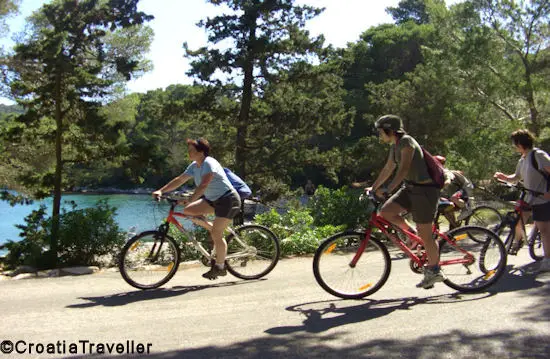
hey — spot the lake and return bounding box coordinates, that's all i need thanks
[0,194,176,247]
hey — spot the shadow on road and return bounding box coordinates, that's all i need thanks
[66,279,265,309]
[68,329,550,359]
[265,292,493,335]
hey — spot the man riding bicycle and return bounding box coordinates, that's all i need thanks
[494,129,550,272]
[364,115,446,289]
[435,155,474,229]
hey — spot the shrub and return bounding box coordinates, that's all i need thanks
[0,205,52,269]
[307,185,375,228]
[254,207,343,256]
[56,200,125,267]
[0,200,126,269]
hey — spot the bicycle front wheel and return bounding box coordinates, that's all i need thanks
[225,225,280,280]
[465,206,502,230]
[439,226,507,292]
[119,231,180,290]
[313,231,391,299]
[528,227,544,261]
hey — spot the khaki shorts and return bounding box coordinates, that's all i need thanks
[389,184,440,224]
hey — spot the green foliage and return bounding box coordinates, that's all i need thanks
[0,205,52,269]
[0,200,125,269]
[56,200,125,267]
[254,207,343,257]
[307,186,375,229]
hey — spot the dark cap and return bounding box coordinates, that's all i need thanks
[375,115,405,133]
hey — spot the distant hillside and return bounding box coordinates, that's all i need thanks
[0,104,25,116]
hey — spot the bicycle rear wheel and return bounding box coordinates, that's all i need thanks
[465,206,502,230]
[313,231,391,299]
[119,231,180,290]
[438,226,507,292]
[528,227,544,261]
[225,225,280,279]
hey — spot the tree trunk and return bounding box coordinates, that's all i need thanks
[50,72,63,268]
[235,18,257,179]
[524,65,540,136]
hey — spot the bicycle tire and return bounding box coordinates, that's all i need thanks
[465,205,502,230]
[119,231,180,290]
[313,231,391,299]
[438,226,507,293]
[528,227,544,261]
[224,225,280,280]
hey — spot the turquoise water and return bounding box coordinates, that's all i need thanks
[0,194,176,247]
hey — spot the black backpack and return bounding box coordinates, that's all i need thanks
[530,148,550,191]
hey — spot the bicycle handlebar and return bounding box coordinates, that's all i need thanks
[495,179,545,197]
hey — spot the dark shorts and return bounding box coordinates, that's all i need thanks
[390,184,440,224]
[532,201,550,222]
[204,190,241,219]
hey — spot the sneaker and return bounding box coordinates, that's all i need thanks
[202,265,227,280]
[416,267,447,289]
[537,258,550,274]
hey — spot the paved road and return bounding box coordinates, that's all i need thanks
[1,248,549,359]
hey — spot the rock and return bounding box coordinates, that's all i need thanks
[60,266,99,275]
[179,260,201,270]
[47,269,60,277]
[13,273,35,280]
[6,265,37,277]
[104,267,119,273]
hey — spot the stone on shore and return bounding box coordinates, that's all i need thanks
[60,266,99,275]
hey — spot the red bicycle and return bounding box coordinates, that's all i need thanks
[119,195,280,290]
[313,190,507,299]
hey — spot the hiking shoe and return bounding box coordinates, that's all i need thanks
[416,267,447,289]
[202,265,227,280]
[537,258,550,274]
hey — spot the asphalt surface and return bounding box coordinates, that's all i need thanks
[1,247,549,359]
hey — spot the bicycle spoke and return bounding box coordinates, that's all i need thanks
[119,231,180,290]
[439,226,506,292]
[313,231,391,299]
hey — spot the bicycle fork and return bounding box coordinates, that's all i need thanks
[349,229,372,267]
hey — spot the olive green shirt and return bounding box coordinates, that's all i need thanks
[389,135,432,183]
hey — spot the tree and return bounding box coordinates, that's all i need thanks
[386,0,445,25]
[0,0,20,37]
[0,0,153,267]
[431,0,550,135]
[184,0,325,179]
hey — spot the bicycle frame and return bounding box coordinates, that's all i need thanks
[350,210,474,269]
[160,198,251,261]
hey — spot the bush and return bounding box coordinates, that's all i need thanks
[0,205,52,269]
[307,185,375,228]
[254,207,343,257]
[0,200,126,270]
[56,200,125,267]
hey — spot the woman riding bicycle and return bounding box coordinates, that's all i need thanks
[152,138,241,280]
[435,155,473,229]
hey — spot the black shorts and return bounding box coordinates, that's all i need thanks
[204,190,241,219]
[532,201,550,222]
